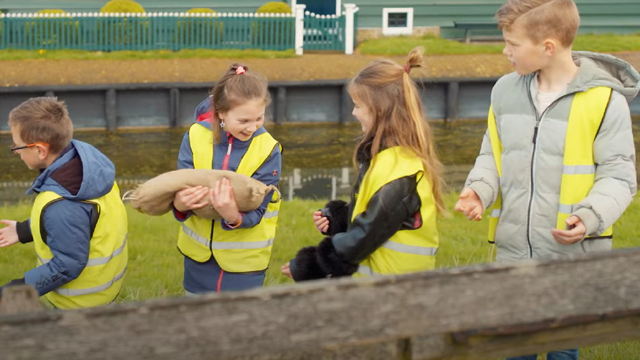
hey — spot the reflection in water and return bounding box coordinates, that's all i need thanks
[1,119,638,203]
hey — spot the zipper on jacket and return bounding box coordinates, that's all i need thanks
[222,136,233,171]
[525,81,572,258]
[211,135,233,253]
[526,90,538,258]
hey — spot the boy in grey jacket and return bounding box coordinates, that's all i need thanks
[455,0,638,358]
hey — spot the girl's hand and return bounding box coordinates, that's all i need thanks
[209,178,241,224]
[281,262,293,279]
[173,186,210,212]
[313,211,329,233]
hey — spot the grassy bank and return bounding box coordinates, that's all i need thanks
[1,194,638,358]
[359,33,640,56]
[0,48,296,61]
[1,34,638,61]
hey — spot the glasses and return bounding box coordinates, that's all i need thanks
[10,142,49,154]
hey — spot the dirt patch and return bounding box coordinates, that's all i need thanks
[0,52,638,87]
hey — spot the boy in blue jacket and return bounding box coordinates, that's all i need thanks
[0,97,128,309]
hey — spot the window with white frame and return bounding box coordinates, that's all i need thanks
[382,8,413,36]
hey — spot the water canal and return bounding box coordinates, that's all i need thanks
[1,118,639,204]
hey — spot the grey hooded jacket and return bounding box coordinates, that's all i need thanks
[465,51,639,262]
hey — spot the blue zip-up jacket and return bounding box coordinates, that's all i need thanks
[22,140,117,296]
[176,98,281,230]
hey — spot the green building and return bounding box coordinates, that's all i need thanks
[1,0,638,41]
[346,0,639,41]
[294,0,639,40]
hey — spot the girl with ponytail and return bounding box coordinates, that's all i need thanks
[282,47,445,281]
[173,63,282,293]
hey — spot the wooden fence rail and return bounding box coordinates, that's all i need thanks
[1,248,639,360]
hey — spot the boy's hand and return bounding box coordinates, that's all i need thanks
[209,178,241,224]
[0,220,19,248]
[454,188,483,221]
[174,186,210,212]
[313,211,329,233]
[281,262,293,279]
[551,215,586,245]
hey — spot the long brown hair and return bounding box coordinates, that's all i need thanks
[210,63,271,143]
[348,47,445,214]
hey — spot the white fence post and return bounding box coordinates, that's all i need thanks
[294,4,306,56]
[344,3,358,55]
[341,167,350,188]
[331,176,337,199]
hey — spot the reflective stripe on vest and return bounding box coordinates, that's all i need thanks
[487,86,613,243]
[181,223,274,249]
[381,241,438,256]
[31,183,128,309]
[487,105,503,244]
[356,265,378,277]
[177,123,282,272]
[351,146,439,278]
[55,267,127,296]
[38,235,128,267]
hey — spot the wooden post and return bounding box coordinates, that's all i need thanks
[340,82,353,123]
[169,88,180,128]
[276,86,287,123]
[0,285,44,316]
[445,82,460,122]
[105,88,117,132]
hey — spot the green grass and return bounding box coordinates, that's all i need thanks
[1,194,639,358]
[573,34,640,53]
[2,33,638,60]
[360,35,504,56]
[359,33,640,56]
[0,48,296,61]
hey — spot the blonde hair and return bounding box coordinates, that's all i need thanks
[8,97,73,154]
[210,63,271,144]
[496,0,580,47]
[348,47,445,214]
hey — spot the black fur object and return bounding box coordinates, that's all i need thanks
[317,237,358,278]
[323,200,349,235]
[290,246,327,282]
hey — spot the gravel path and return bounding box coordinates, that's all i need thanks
[0,52,638,87]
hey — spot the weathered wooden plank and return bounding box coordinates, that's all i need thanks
[413,313,640,359]
[1,249,639,360]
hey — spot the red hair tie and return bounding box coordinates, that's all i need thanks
[403,65,411,74]
[236,66,246,75]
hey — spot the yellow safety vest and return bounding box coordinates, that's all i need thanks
[177,124,282,272]
[488,86,613,243]
[352,146,439,277]
[31,183,128,309]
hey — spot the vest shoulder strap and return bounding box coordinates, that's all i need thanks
[36,192,100,245]
[236,132,280,177]
[189,123,214,170]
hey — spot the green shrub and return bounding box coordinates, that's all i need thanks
[99,0,146,48]
[254,2,294,49]
[187,8,216,14]
[37,9,68,15]
[100,0,145,14]
[30,9,74,48]
[256,2,292,14]
[179,8,221,47]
